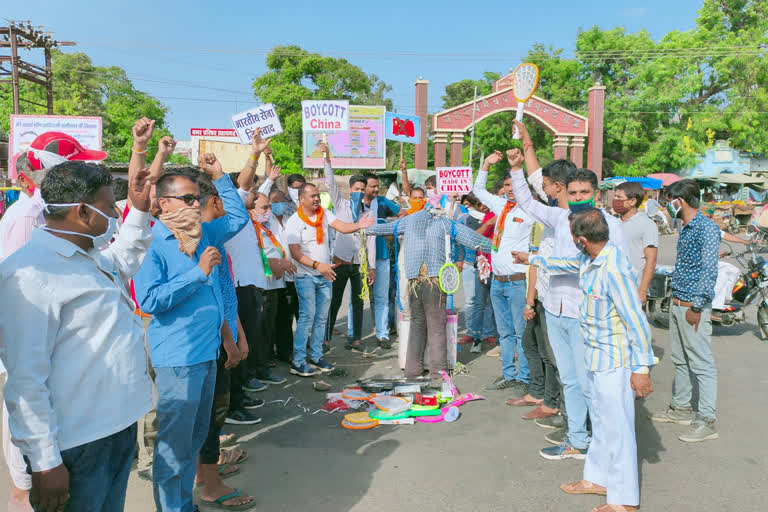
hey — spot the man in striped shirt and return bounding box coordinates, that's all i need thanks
[514,208,654,512]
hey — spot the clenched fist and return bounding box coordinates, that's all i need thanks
[198,246,222,276]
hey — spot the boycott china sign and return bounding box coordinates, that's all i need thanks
[231,103,283,144]
[301,100,350,132]
[437,167,473,194]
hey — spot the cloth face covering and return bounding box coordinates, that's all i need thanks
[568,196,595,213]
[272,202,287,216]
[159,206,202,257]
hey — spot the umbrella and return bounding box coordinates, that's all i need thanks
[647,173,682,186]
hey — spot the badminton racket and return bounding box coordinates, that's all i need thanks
[438,229,460,295]
[511,63,540,140]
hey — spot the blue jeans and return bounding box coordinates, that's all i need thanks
[372,258,391,340]
[545,311,590,449]
[490,279,528,382]
[29,424,137,512]
[462,266,479,337]
[154,360,217,512]
[294,275,332,366]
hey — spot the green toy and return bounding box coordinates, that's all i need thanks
[368,408,441,420]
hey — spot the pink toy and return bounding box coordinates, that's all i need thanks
[415,392,484,423]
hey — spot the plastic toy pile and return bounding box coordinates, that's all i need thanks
[326,371,484,430]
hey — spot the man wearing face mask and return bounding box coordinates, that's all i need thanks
[513,208,654,512]
[0,159,153,512]
[650,179,721,443]
[284,174,306,218]
[511,120,627,461]
[473,150,534,394]
[133,153,249,512]
[613,182,658,304]
[317,142,377,355]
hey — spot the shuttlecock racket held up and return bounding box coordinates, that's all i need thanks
[511,63,540,140]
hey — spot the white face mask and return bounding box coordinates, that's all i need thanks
[426,188,436,198]
[43,202,118,250]
[468,208,485,220]
[288,188,300,203]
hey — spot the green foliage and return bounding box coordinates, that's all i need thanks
[0,50,173,163]
[252,45,393,175]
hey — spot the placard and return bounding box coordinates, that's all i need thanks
[231,103,282,144]
[303,105,385,169]
[301,100,350,132]
[8,115,103,180]
[384,112,421,144]
[437,167,473,194]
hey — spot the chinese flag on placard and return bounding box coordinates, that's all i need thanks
[393,118,415,138]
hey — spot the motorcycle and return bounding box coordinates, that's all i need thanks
[646,230,768,339]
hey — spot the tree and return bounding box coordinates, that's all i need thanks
[252,45,393,174]
[0,50,176,162]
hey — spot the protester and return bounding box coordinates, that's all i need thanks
[194,173,255,510]
[514,208,655,512]
[319,143,377,354]
[365,195,492,379]
[284,182,374,377]
[511,120,627,459]
[613,181,658,303]
[133,151,248,511]
[0,158,152,512]
[651,179,721,443]
[284,173,306,218]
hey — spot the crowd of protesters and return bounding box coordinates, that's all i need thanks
[0,117,727,512]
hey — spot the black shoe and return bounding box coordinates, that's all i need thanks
[243,397,265,409]
[345,341,377,355]
[225,409,263,425]
[377,338,392,350]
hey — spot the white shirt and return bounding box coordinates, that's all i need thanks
[284,207,337,276]
[0,188,45,262]
[0,209,154,471]
[263,214,288,290]
[473,169,533,275]
[510,169,627,318]
[535,225,555,299]
[323,162,376,268]
[224,189,270,289]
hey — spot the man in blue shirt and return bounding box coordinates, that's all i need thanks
[134,154,248,512]
[651,179,721,443]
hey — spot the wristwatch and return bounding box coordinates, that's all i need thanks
[690,306,702,314]
[525,304,535,310]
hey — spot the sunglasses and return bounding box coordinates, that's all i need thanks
[161,194,200,206]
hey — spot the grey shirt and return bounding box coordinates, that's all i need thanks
[622,212,659,280]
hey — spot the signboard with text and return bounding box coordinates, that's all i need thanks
[8,115,103,180]
[302,105,385,169]
[231,103,283,144]
[301,100,350,132]
[436,167,473,195]
[384,112,421,144]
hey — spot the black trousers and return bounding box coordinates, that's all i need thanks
[325,264,363,342]
[275,283,299,362]
[521,300,560,409]
[200,350,230,464]
[231,285,264,411]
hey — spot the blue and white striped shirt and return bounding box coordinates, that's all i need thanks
[531,242,654,372]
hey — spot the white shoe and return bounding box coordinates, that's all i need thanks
[486,346,501,357]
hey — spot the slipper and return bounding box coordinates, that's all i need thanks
[561,480,607,496]
[590,505,637,512]
[217,464,240,479]
[200,489,256,510]
[219,448,248,465]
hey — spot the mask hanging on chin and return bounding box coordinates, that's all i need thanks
[574,239,590,256]
[288,187,300,203]
[547,195,558,207]
[42,202,118,250]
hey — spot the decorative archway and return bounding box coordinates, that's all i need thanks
[424,73,606,179]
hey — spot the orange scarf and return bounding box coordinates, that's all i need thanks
[249,212,286,258]
[297,205,325,244]
[406,198,426,215]
[491,201,517,252]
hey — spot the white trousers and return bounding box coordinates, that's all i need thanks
[3,401,31,490]
[583,367,639,506]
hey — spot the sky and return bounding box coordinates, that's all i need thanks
[6,0,704,140]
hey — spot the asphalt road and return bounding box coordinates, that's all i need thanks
[2,233,767,511]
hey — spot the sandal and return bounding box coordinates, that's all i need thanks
[219,448,248,465]
[561,480,607,496]
[217,464,240,479]
[200,489,256,510]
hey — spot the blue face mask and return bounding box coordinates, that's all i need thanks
[547,195,558,207]
[350,192,364,222]
[271,202,287,216]
[568,196,595,214]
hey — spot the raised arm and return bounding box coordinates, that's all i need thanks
[399,158,412,198]
[365,215,409,237]
[238,127,271,192]
[509,166,563,229]
[329,213,375,234]
[198,153,249,246]
[259,156,281,197]
[318,141,343,207]
[514,120,541,181]
[473,151,507,214]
